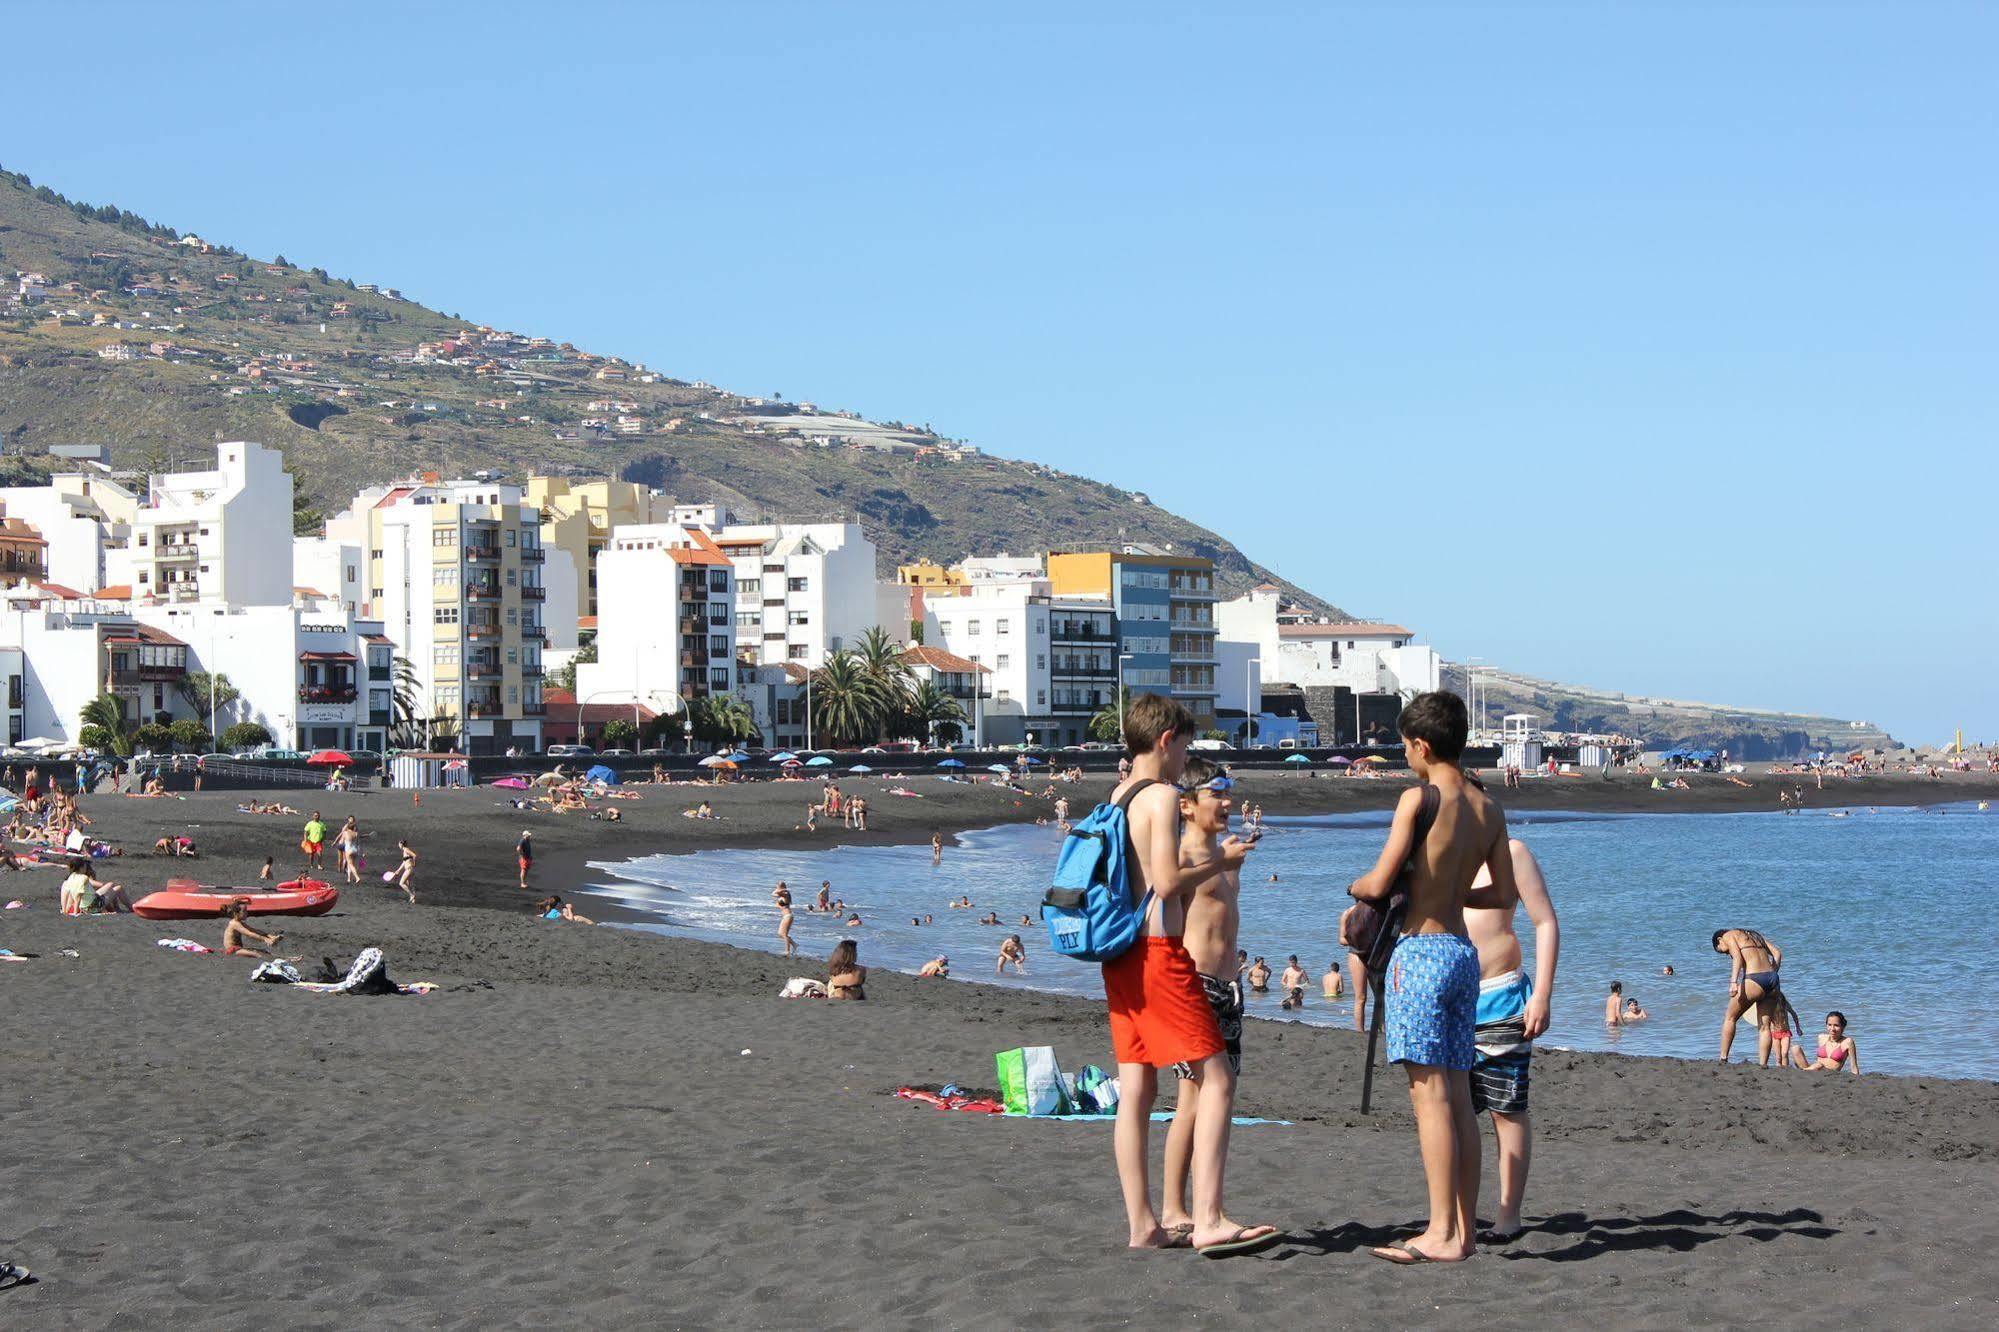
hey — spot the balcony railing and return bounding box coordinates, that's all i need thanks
[521,701,547,716]
[299,686,357,704]
[1051,626,1115,641]
[466,663,501,680]
[519,547,546,563]
[467,623,500,640]
[466,584,500,600]
[156,545,199,562]
[1168,616,1215,631]
[521,663,544,677]
[520,586,545,601]
[464,546,501,563]
[467,701,503,719]
[521,625,547,641]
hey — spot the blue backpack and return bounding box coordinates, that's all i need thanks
[1041,779,1159,962]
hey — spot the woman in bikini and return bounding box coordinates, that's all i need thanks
[1799,1011,1860,1073]
[826,938,867,1000]
[774,882,796,957]
[221,900,284,958]
[1713,927,1794,1061]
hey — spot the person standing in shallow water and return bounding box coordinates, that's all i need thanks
[775,882,796,957]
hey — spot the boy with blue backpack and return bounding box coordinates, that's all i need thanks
[1046,694,1273,1257]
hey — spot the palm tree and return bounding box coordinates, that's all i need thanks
[690,695,757,747]
[79,694,137,757]
[852,626,914,739]
[1087,702,1124,744]
[388,656,426,748]
[902,679,967,747]
[809,650,889,748]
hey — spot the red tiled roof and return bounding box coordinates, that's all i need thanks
[901,645,989,674]
[30,580,86,599]
[1278,622,1411,639]
[668,546,732,568]
[577,615,599,629]
[373,485,416,509]
[94,584,132,600]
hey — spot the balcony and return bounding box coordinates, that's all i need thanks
[521,625,547,642]
[521,662,544,678]
[465,662,502,680]
[521,701,547,716]
[299,685,358,704]
[1168,617,1216,632]
[680,651,700,667]
[679,616,702,634]
[466,583,500,600]
[466,623,500,640]
[467,701,503,719]
[1170,583,1217,602]
[1170,646,1216,661]
[519,547,546,563]
[464,545,501,564]
[1051,626,1115,642]
[520,586,545,601]
[155,544,199,563]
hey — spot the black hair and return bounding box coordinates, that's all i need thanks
[1398,690,1469,761]
[1610,980,1623,993]
[1176,755,1221,793]
[1826,1010,1847,1027]
[1711,929,1728,952]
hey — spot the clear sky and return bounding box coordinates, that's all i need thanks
[8,3,1992,743]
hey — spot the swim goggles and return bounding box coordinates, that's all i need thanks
[1178,773,1235,794]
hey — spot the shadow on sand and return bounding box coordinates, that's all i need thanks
[1276,1207,1836,1264]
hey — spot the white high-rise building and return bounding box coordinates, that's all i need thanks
[702,521,879,669]
[577,524,737,719]
[107,442,294,606]
[0,470,137,593]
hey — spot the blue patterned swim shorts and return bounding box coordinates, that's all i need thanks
[1385,933,1480,1070]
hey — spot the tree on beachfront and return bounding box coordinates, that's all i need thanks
[132,722,175,755]
[168,719,211,752]
[809,651,888,748]
[600,718,639,749]
[219,721,274,751]
[689,694,757,748]
[175,671,240,723]
[1087,703,1124,744]
[901,680,967,747]
[548,638,596,694]
[388,656,425,748]
[79,695,137,757]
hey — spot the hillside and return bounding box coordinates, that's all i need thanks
[0,166,1336,609]
[1442,663,1901,758]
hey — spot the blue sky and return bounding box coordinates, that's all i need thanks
[9,3,1993,743]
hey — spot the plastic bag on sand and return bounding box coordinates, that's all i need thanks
[995,1046,1069,1116]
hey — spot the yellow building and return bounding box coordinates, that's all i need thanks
[895,558,967,589]
[1048,547,1218,727]
[526,476,664,619]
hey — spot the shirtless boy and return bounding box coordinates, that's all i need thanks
[1159,759,1258,1244]
[1465,838,1559,1243]
[1347,690,1517,1265]
[1102,696,1273,1257]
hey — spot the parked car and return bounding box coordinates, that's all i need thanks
[598,748,634,757]
[546,744,595,758]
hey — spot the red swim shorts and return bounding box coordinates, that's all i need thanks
[1103,936,1225,1069]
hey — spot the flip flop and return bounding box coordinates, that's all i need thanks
[1371,1240,1465,1265]
[1197,1225,1281,1259]
[0,1262,31,1289]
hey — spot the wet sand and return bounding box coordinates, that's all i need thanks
[2,772,1995,1327]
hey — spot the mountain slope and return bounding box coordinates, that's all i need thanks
[0,166,1336,609]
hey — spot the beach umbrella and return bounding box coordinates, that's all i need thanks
[937,758,966,768]
[849,763,873,774]
[697,755,729,768]
[1019,756,1044,766]
[709,759,739,770]
[585,764,619,785]
[780,758,802,768]
[306,749,354,766]
[987,764,1011,775]
[1356,754,1388,764]
[724,751,750,762]
[1284,754,1311,764]
[533,771,565,787]
[0,792,16,812]
[768,752,799,764]
[1327,755,1352,765]
[491,776,529,790]
[805,755,834,767]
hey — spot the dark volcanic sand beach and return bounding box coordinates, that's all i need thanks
[4,769,1998,1328]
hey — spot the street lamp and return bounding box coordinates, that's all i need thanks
[1243,657,1260,749]
[1464,656,1485,744]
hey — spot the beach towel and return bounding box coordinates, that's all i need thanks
[248,959,302,984]
[156,938,211,953]
[289,949,433,996]
[780,977,828,998]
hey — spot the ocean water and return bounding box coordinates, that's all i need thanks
[585,802,1999,1081]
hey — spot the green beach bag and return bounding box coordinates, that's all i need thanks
[995,1046,1069,1116]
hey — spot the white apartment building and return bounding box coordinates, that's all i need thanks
[0,590,183,744]
[1217,585,1441,698]
[134,598,394,753]
[704,521,878,669]
[0,645,22,747]
[0,469,137,593]
[577,524,736,718]
[915,570,1120,748]
[107,441,294,606]
[292,536,365,608]
[326,475,578,754]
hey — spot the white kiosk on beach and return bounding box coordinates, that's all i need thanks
[389,752,472,790]
[1499,714,1542,772]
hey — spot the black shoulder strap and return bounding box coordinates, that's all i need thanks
[1410,782,1442,848]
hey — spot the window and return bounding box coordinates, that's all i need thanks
[788,644,808,660]
[435,686,459,713]
[346,564,357,582]
[739,579,760,596]
[432,526,456,547]
[505,529,516,546]
[507,686,519,703]
[736,611,759,628]
[506,568,517,585]
[709,635,729,657]
[433,606,459,625]
[1036,690,1046,706]
[370,689,390,715]
[967,620,981,636]
[370,548,383,560]
[787,576,808,592]
[433,643,460,665]
[710,668,730,691]
[996,689,1011,704]
[997,618,1010,635]
[1035,619,1045,634]
[997,655,1010,669]
[433,565,458,586]
[787,610,809,626]
[506,647,519,664]
[1036,654,1046,670]
[709,571,729,593]
[506,608,518,625]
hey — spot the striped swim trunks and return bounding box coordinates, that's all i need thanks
[1470,968,1533,1114]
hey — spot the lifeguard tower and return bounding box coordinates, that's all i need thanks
[1499,714,1542,771]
